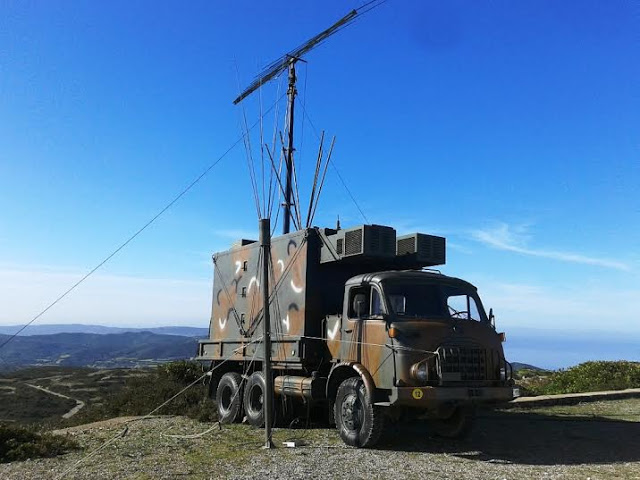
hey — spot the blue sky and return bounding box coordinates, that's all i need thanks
[0,1,639,364]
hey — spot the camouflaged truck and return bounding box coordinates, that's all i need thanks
[196,224,519,447]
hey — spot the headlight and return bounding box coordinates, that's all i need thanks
[499,367,506,381]
[410,362,429,383]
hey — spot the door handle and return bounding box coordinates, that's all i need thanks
[344,329,353,333]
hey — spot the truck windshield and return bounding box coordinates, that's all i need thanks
[383,282,486,322]
[442,285,484,322]
[384,283,445,318]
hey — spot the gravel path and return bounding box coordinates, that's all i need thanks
[25,383,86,419]
[2,400,640,479]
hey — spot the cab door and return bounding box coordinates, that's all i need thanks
[341,284,395,388]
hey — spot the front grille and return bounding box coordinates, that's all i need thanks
[437,345,488,382]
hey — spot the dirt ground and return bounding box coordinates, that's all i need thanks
[2,398,639,479]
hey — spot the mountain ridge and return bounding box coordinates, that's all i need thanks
[0,324,208,337]
[0,331,199,370]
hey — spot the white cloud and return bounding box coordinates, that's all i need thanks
[0,268,212,327]
[472,222,630,271]
[446,242,473,255]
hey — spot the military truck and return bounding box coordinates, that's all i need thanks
[197,223,518,447]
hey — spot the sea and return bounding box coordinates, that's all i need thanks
[503,327,640,370]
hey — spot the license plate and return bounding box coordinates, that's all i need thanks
[468,388,483,397]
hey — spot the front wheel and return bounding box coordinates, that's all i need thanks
[334,377,385,448]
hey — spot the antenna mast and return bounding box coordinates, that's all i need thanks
[233,8,359,234]
[231,6,368,450]
[283,59,297,234]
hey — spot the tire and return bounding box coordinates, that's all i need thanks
[243,371,276,428]
[334,377,385,448]
[216,372,244,424]
[430,405,474,438]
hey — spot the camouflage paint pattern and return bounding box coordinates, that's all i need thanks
[200,229,315,366]
[197,226,512,406]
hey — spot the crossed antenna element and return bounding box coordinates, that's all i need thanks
[232,9,358,105]
[232,6,371,234]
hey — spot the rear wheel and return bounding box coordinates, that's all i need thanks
[430,405,474,438]
[216,372,244,424]
[334,377,385,448]
[243,371,276,427]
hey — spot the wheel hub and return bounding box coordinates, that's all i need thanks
[220,386,232,412]
[341,393,362,431]
[249,385,263,412]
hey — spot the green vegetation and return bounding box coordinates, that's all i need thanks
[516,361,640,396]
[0,361,215,464]
[69,360,217,425]
[0,366,146,427]
[0,424,79,463]
[4,359,639,433]
[0,382,77,426]
[1,362,217,428]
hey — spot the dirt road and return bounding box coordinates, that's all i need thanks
[25,383,85,419]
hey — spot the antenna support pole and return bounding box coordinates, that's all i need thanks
[282,59,297,234]
[259,218,275,449]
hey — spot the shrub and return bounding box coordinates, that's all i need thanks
[522,361,640,396]
[0,424,79,463]
[159,360,206,384]
[69,360,217,425]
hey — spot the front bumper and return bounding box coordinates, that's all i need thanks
[381,385,520,408]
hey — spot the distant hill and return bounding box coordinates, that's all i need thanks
[0,331,199,370]
[511,362,547,372]
[0,324,209,337]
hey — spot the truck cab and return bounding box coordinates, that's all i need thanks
[323,270,517,444]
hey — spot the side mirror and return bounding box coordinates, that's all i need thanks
[353,293,367,318]
[489,308,495,328]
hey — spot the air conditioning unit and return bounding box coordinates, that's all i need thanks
[321,225,396,263]
[396,233,446,267]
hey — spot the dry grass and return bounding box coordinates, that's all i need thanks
[1,398,639,479]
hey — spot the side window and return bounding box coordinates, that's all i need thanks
[469,297,481,321]
[371,288,384,316]
[348,287,370,318]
